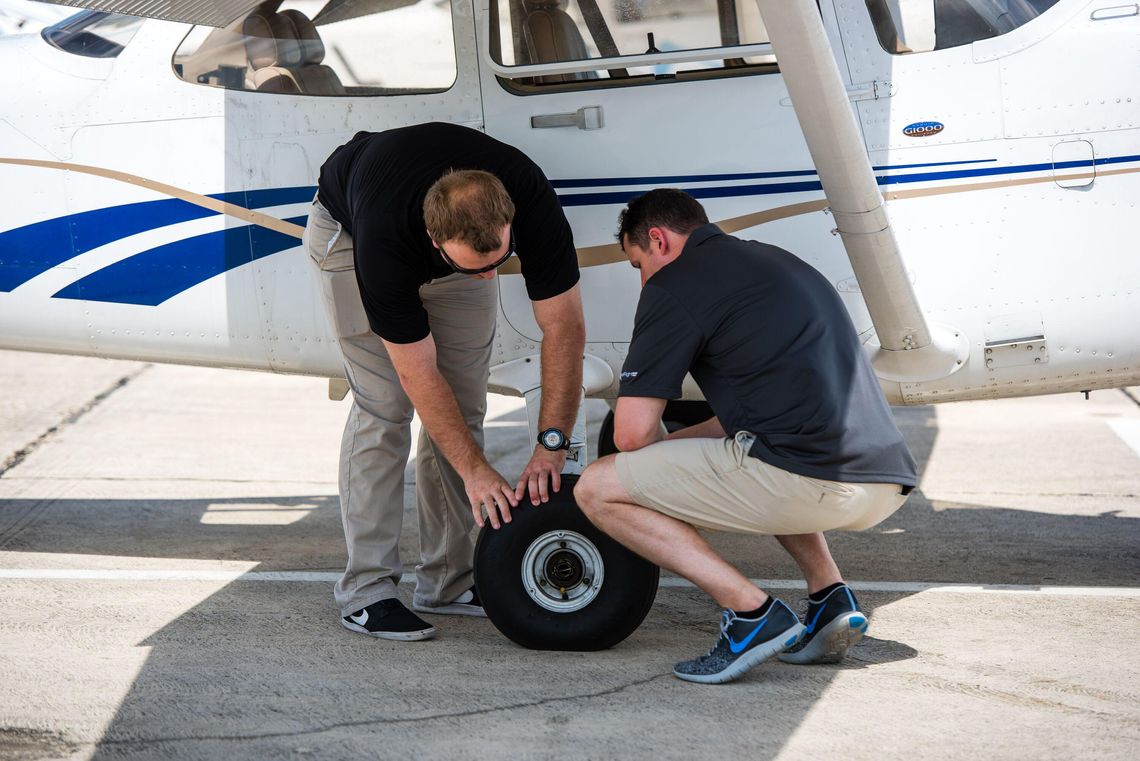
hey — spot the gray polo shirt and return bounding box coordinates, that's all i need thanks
[618,224,917,487]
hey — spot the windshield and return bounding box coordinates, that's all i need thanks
[41,10,143,59]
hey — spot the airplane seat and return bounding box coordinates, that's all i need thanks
[521,0,598,84]
[279,9,345,95]
[242,9,302,94]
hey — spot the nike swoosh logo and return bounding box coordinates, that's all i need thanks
[349,610,369,626]
[728,618,768,654]
[805,607,826,634]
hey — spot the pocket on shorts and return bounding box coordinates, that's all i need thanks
[800,475,858,499]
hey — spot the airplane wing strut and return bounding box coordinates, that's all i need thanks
[755,0,966,382]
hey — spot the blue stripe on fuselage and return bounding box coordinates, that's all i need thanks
[51,215,308,306]
[548,158,998,189]
[0,186,316,293]
[4,151,1137,307]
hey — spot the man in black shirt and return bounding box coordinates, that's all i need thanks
[305,123,584,641]
[575,189,916,684]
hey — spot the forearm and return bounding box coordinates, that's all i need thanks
[538,323,585,433]
[397,364,485,478]
[665,416,726,441]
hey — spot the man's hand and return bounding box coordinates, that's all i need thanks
[514,446,567,505]
[466,462,519,530]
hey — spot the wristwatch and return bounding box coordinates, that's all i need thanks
[538,427,571,451]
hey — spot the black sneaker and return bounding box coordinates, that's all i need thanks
[341,598,436,641]
[412,586,486,618]
[779,584,867,664]
[673,599,804,684]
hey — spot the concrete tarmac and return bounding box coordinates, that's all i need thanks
[0,349,1138,760]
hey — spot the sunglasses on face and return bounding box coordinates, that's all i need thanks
[437,227,516,275]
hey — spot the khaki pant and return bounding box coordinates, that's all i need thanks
[304,197,497,616]
[615,431,909,535]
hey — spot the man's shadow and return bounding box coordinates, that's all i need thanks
[4,405,1137,759]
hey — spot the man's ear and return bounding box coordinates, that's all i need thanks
[647,226,665,253]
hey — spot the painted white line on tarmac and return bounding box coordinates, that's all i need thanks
[1108,420,1140,460]
[0,569,1138,597]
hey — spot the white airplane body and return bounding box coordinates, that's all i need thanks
[0,0,70,35]
[1,0,1137,415]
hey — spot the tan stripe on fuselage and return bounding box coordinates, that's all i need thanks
[5,158,1137,273]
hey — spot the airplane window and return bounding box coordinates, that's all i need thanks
[492,0,777,90]
[172,0,456,96]
[864,0,1061,54]
[41,10,143,59]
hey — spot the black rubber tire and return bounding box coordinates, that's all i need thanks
[598,409,618,457]
[597,401,714,457]
[474,475,659,651]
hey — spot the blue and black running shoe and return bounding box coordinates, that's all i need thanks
[779,584,867,664]
[673,599,804,684]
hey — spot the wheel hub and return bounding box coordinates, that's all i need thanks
[521,530,604,612]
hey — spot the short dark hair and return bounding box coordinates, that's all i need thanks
[616,189,709,250]
[424,169,515,254]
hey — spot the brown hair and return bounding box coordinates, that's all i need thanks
[616,188,708,250]
[423,169,515,254]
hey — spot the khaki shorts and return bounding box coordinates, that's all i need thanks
[614,431,909,535]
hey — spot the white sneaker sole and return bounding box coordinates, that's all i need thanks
[340,617,436,641]
[778,612,867,664]
[673,622,805,685]
[412,602,487,618]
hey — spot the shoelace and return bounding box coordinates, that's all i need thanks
[705,609,738,657]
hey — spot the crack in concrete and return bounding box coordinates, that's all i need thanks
[94,673,670,747]
[0,366,151,548]
[0,366,151,479]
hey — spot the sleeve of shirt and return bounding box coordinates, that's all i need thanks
[618,284,704,399]
[510,165,580,302]
[353,221,431,344]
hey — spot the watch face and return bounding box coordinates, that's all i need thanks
[542,430,563,449]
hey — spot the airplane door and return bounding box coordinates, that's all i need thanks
[168,0,484,372]
[477,0,850,343]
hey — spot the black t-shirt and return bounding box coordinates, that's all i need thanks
[619,224,917,487]
[317,123,580,343]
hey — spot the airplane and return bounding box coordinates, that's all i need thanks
[0,0,69,35]
[1,0,1137,650]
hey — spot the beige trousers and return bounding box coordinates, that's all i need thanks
[304,198,497,615]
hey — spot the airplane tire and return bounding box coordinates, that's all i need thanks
[597,401,714,457]
[474,475,659,651]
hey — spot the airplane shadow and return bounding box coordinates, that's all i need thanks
[2,405,1137,758]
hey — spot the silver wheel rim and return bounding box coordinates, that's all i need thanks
[520,529,605,613]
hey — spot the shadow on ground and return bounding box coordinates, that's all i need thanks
[2,406,1137,758]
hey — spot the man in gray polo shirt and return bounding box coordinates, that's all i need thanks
[575,189,916,684]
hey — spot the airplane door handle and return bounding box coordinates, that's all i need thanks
[530,106,604,130]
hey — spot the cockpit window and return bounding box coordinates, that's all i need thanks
[41,10,143,59]
[864,0,1062,54]
[490,0,777,92]
[173,0,457,96]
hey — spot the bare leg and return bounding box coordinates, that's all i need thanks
[775,534,843,594]
[575,456,768,612]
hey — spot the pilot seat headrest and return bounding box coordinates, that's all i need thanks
[242,9,302,70]
[279,9,326,66]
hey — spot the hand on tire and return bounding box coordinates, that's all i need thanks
[466,463,519,529]
[514,447,566,505]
